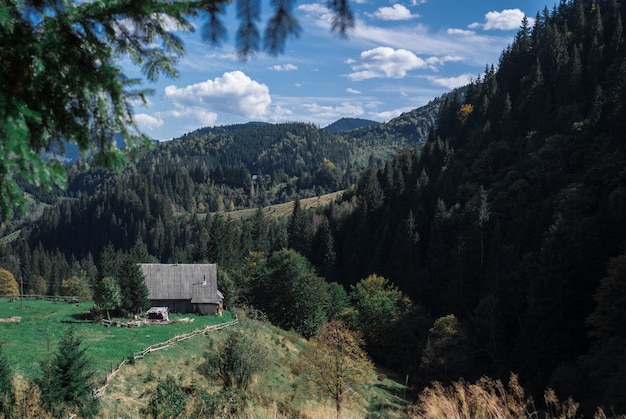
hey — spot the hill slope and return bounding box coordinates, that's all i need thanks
[323,117,380,133]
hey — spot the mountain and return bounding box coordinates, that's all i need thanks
[323,117,380,133]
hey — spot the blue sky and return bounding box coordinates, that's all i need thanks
[130,0,552,141]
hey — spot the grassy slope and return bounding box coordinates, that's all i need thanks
[98,315,409,418]
[212,191,344,220]
[0,298,235,377]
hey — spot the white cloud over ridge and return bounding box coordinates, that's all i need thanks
[370,4,418,21]
[427,73,475,89]
[481,9,528,31]
[134,113,164,131]
[164,71,271,122]
[347,47,426,81]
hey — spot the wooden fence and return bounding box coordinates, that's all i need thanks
[93,318,238,399]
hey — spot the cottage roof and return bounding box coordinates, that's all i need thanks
[139,263,222,304]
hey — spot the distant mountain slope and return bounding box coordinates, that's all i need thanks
[341,95,446,165]
[323,118,380,133]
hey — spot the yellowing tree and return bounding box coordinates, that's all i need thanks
[298,320,374,418]
[0,268,19,296]
[60,276,91,298]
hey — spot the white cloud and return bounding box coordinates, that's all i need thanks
[447,28,476,36]
[370,4,419,21]
[164,71,271,122]
[268,64,298,71]
[303,102,365,119]
[347,47,426,81]
[346,88,362,94]
[427,73,474,89]
[425,55,463,70]
[372,109,404,121]
[134,113,164,131]
[483,9,527,31]
[166,108,218,126]
[297,3,334,28]
[296,3,518,67]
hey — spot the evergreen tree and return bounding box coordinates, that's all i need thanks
[38,328,97,417]
[0,345,14,417]
[117,256,149,314]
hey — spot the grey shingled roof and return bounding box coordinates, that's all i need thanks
[139,263,221,304]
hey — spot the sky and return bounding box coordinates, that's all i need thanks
[129,0,553,141]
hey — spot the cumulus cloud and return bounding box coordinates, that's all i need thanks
[346,88,362,94]
[268,63,298,71]
[477,9,528,31]
[164,71,271,122]
[134,113,164,131]
[370,4,418,21]
[347,47,426,81]
[427,73,475,89]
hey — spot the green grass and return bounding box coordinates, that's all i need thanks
[0,298,235,378]
[98,317,410,418]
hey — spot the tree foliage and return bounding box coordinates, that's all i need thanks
[0,345,14,417]
[143,375,189,419]
[0,268,19,296]
[201,325,269,391]
[117,256,149,314]
[59,275,91,298]
[37,328,97,417]
[93,276,122,320]
[249,249,329,338]
[297,320,374,418]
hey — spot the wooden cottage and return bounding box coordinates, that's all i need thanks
[139,263,223,315]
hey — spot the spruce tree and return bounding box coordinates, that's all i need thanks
[117,256,150,314]
[38,328,97,417]
[0,345,14,417]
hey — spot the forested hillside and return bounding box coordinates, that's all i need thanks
[327,0,626,412]
[1,0,626,415]
[0,107,437,297]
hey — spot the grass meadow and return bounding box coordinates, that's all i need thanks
[0,297,235,378]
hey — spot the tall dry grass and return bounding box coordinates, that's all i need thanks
[408,373,624,419]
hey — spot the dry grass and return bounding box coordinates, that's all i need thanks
[408,374,626,419]
[213,191,344,220]
[97,317,409,418]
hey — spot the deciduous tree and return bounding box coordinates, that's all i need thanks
[59,275,91,298]
[93,277,122,320]
[0,268,19,296]
[297,320,374,418]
